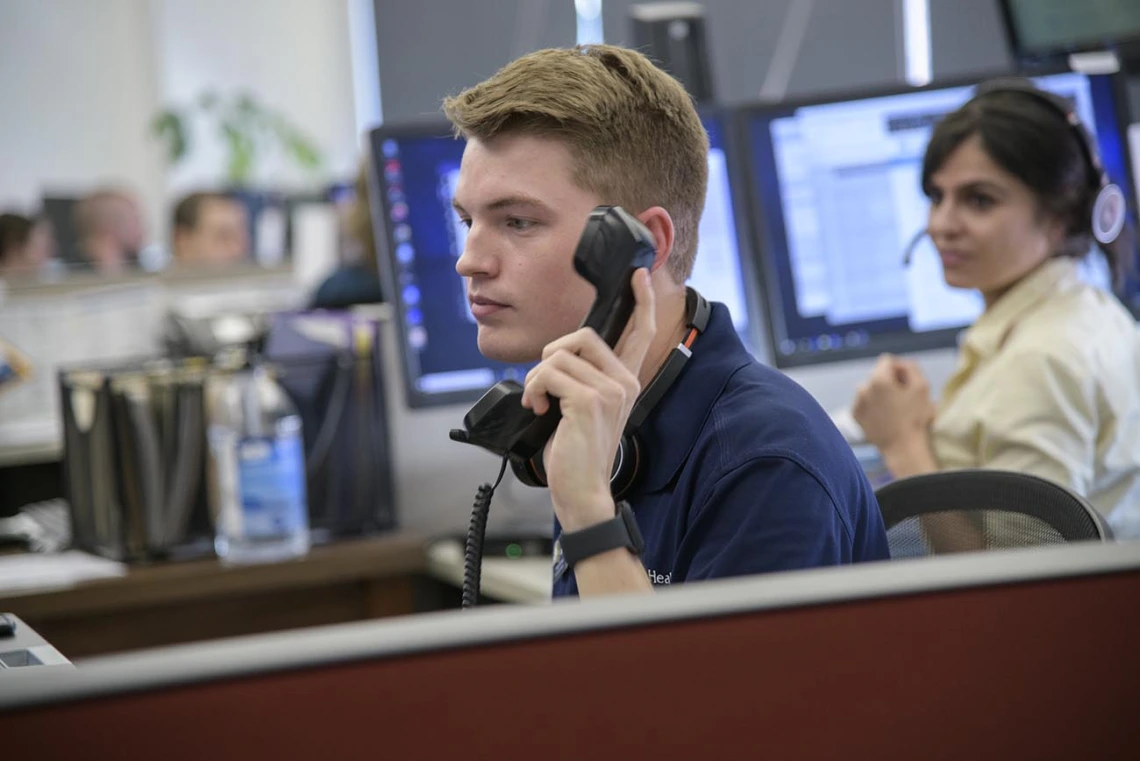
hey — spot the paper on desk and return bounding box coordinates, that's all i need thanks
[0,551,127,595]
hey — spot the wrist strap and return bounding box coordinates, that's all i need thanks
[558,501,645,569]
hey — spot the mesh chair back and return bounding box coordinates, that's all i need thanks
[875,470,1113,559]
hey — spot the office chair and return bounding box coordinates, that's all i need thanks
[875,469,1113,558]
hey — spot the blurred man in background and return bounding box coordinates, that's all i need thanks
[0,212,56,280]
[74,187,146,274]
[171,191,250,267]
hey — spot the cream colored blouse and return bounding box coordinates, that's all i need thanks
[932,258,1140,536]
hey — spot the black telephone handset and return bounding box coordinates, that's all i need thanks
[450,205,657,462]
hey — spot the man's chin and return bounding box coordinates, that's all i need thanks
[476,331,541,365]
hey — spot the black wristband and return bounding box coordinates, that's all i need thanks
[558,501,645,569]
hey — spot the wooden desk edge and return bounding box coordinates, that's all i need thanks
[1,533,432,620]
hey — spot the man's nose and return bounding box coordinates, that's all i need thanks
[455,222,494,278]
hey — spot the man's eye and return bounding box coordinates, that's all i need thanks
[458,216,472,229]
[506,217,536,231]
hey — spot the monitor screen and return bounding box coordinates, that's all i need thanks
[742,70,1137,369]
[1000,0,1140,60]
[369,111,761,408]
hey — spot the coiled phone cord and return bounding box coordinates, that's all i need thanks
[461,455,510,609]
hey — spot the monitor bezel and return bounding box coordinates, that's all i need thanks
[734,66,1137,370]
[366,119,487,409]
[997,0,1140,66]
[696,104,771,360]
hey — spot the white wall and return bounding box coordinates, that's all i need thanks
[151,0,361,194]
[0,0,362,245]
[0,0,166,240]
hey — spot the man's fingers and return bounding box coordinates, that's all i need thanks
[538,328,640,395]
[524,350,633,416]
[614,268,656,374]
[521,363,616,418]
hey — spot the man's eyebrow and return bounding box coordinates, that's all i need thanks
[451,194,553,215]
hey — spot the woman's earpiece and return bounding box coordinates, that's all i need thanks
[974,79,1127,247]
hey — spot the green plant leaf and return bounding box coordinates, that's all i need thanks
[153,88,324,184]
[286,131,322,170]
[150,110,188,163]
[268,113,323,172]
[220,120,255,186]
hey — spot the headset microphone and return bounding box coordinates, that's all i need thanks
[901,228,927,267]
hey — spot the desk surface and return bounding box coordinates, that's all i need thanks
[0,533,551,657]
[0,533,432,658]
[426,540,551,604]
[1,533,430,622]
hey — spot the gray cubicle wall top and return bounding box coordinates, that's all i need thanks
[3,540,1138,710]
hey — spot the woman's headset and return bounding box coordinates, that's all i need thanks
[510,287,711,499]
[903,78,1128,266]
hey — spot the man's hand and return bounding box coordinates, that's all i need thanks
[853,354,936,456]
[520,268,656,531]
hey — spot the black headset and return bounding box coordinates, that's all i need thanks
[903,77,1127,266]
[510,286,711,499]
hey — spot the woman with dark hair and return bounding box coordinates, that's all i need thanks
[0,212,56,279]
[852,79,1140,536]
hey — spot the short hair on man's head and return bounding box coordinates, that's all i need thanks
[74,187,136,238]
[0,212,34,265]
[443,44,709,283]
[173,191,235,232]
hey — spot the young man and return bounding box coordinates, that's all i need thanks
[171,192,250,267]
[74,187,146,274]
[445,45,889,598]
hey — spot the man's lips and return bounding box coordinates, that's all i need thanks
[469,296,510,318]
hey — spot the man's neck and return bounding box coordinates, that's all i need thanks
[637,286,689,390]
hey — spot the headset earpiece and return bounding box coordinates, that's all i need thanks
[508,288,709,500]
[508,431,643,499]
[1092,183,1127,245]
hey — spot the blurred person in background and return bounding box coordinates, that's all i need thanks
[0,211,56,280]
[852,80,1140,539]
[171,191,250,267]
[310,164,385,309]
[74,187,146,274]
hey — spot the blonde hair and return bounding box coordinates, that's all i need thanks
[442,44,708,283]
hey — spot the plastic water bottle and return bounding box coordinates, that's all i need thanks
[207,361,310,564]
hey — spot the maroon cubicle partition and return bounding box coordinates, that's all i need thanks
[3,543,1139,760]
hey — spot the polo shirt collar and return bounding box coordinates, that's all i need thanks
[632,303,751,493]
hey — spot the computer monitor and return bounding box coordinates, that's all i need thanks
[368,111,764,409]
[741,69,1138,370]
[999,0,1140,63]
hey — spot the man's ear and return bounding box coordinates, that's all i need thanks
[636,206,674,274]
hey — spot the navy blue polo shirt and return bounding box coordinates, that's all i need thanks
[552,302,889,597]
